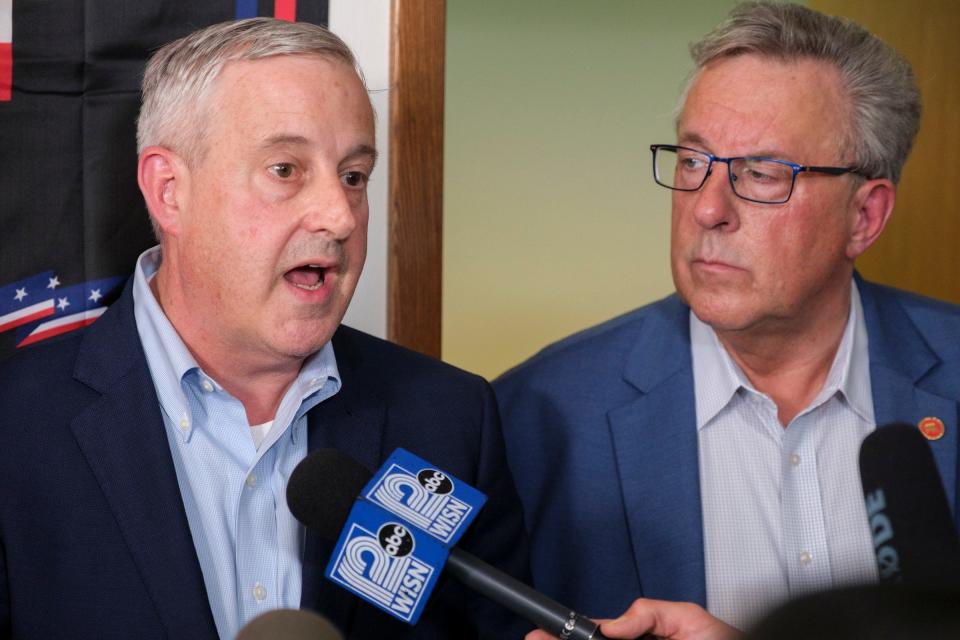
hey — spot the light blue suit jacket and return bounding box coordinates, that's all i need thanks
[494,276,960,619]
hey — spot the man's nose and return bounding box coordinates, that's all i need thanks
[689,165,740,231]
[300,174,358,240]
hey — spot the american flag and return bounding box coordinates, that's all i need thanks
[15,276,125,347]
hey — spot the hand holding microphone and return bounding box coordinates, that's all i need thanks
[528,598,741,640]
[284,421,959,640]
[287,447,610,640]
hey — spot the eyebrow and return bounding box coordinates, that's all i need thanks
[677,133,788,160]
[258,135,378,167]
[678,132,709,149]
[344,143,379,169]
[260,134,310,149]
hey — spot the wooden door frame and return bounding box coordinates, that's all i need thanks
[388,0,445,358]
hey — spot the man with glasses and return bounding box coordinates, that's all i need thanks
[497,2,960,639]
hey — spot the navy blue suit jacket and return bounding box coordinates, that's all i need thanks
[494,277,960,619]
[0,282,532,639]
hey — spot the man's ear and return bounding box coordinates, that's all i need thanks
[138,146,188,237]
[846,178,896,260]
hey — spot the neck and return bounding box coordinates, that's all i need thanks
[714,282,852,427]
[150,269,303,426]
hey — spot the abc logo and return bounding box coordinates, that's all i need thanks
[417,469,453,495]
[377,523,414,557]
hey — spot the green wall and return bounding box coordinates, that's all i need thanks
[444,0,741,379]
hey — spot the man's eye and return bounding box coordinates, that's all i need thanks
[745,168,775,182]
[269,163,295,179]
[341,171,368,188]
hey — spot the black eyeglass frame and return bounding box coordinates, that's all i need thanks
[650,144,863,205]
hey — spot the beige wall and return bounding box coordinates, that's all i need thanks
[443,0,739,379]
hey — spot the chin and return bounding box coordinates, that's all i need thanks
[687,296,757,333]
[268,326,337,360]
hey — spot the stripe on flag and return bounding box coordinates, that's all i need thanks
[235,0,257,20]
[0,271,56,333]
[0,300,55,333]
[0,0,12,102]
[275,0,297,21]
[17,308,107,347]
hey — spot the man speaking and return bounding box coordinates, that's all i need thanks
[496,2,960,637]
[0,18,530,639]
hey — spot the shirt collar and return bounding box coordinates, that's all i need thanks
[690,279,874,430]
[839,280,874,424]
[132,246,341,444]
[133,246,200,438]
[690,309,743,431]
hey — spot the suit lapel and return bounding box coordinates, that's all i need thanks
[300,327,388,631]
[860,278,959,510]
[69,283,218,637]
[607,297,706,606]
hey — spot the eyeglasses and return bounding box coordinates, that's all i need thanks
[650,144,862,204]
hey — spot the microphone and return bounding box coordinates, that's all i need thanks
[236,609,344,640]
[859,423,960,588]
[287,448,610,640]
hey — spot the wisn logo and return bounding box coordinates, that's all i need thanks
[326,449,490,625]
[327,500,446,623]
[366,448,487,545]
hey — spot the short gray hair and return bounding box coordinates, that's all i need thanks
[684,1,921,184]
[137,17,361,164]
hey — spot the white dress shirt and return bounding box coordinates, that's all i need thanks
[692,280,879,629]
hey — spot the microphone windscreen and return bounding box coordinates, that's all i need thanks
[859,423,960,587]
[286,448,372,540]
[236,609,344,640]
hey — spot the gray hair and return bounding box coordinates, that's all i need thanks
[683,1,921,184]
[137,17,361,163]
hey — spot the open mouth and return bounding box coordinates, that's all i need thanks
[284,264,327,291]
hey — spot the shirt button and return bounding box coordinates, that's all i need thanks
[246,473,257,488]
[789,453,801,466]
[201,379,214,393]
[799,551,812,566]
[252,583,267,602]
[179,415,190,431]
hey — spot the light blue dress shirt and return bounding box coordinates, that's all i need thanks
[692,280,878,629]
[131,246,341,639]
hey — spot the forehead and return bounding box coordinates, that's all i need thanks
[678,54,849,161]
[205,54,375,149]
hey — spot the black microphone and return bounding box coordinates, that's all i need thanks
[287,448,610,640]
[236,609,344,640]
[859,423,960,588]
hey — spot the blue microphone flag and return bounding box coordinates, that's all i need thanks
[326,500,447,624]
[361,448,487,546]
